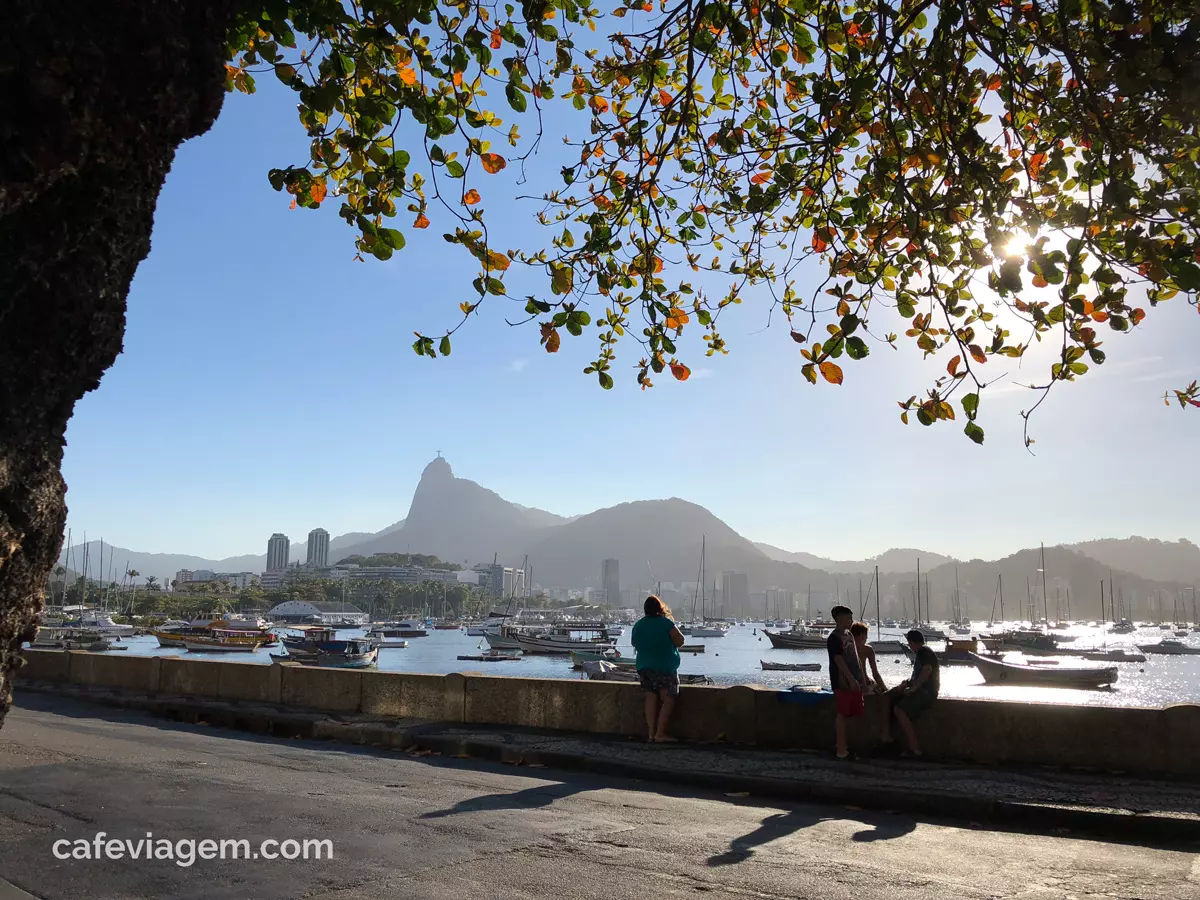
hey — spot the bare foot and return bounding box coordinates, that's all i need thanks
[654,734,679,743]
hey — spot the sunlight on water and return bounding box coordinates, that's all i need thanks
[109,621,1200,708]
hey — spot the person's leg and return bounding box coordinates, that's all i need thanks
[644,690,659,741]
[835,713,848,756]
[894,706,921,756]
[654,688,678,741]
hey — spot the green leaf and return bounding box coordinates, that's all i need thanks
[598,371,613,389]
[382,228,406,250]
[486,278,506,296]
[845,336,870,360]
[506,83,527,113]
[439,336,452,356]
[446,160,465,178]
[551,265,574,295]
[961,393,979,419]
[916,407,934,426]
[964,421,985,444]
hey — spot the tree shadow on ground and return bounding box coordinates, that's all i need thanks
[707,809,916,866]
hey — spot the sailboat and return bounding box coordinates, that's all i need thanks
[683,537,726,637]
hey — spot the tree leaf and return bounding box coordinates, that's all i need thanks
[439,336,452,356]
[464,189,481,205]
[480,153,507,174]
[819,360,843,385]
[964,421,985,444]
[670,360,690,381]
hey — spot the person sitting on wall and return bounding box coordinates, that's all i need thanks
[850,622,886,694]
[631,595,685,743]
[882,629,940,758]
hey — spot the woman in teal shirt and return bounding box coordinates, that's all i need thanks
[631,596,685,742]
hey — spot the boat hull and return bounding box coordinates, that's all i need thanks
[760,661,821,672]
[969,652,1117,688]
[516,635,616,654]
[184,640,262,652]
[764,630,826,650]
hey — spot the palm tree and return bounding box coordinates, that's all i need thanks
[146,575,158,590]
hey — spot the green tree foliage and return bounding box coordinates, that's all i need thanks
[335,553,462,570]
[227,0,1199,441]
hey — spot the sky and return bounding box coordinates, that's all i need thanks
[60,74,1200,563]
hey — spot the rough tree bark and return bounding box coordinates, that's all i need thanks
[0,0,238,728]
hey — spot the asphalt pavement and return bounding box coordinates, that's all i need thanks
[1,694,1197,900]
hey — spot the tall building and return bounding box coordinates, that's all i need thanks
[601,558,620,608]
[266,533,290,572]
[306,528,330,568]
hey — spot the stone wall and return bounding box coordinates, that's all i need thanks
[17,649,1200,774]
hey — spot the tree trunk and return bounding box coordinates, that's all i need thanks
[0,0,236,728]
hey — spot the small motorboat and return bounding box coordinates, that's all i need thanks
[275,628,378,668]
[31,627,125,652]
[760,660,821,672]
[367,620,428,638]
[569,649,632,669]
[969,653,1117,688]
[906,638,978,665]
[1137,639,1200,655]
[456,651,521,662]
[1081,649,1147,663]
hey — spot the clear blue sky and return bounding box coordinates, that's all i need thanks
[61,78,1200,562]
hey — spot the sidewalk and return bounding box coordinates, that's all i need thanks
[17,681,1200,845]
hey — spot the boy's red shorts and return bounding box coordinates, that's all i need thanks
[834,688,865,718]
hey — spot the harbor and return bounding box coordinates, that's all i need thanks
[45,617,1200,709]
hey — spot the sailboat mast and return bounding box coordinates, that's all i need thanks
[874,566,881,641]
[999,573,1003,623]
[916,558,921,625]
[1040,542,1049,624]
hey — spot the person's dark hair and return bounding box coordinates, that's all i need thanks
[850,622,869,638]
[905,629,926,646]
[644,595,673,618]
[831,605,853,620]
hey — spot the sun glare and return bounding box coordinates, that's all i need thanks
[1002,234,1031,258]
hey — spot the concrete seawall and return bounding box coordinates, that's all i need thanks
[17,649,1200,775]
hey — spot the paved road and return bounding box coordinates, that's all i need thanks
[1,695,1196,900]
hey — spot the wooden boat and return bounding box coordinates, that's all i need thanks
[516,628,616,655]
[456,652,521,662]
[433,623,462,630]
[275,628,378,668]
[185,629,264,652]
[679,644,705,653]
[369,638,409,648]
[969,653,1117,688]
[581,660,712,685]
[760,660,821,672]
[764,628,827,650]
[1137,640,1200,655]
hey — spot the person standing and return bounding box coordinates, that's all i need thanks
[827,605,864,759]
[631,595,685,742]
[882,629,940,757]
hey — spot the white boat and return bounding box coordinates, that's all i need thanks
[684,624,727,638]
[970,653,1117,688]
[516,629,617,655]
[369,638,409,648]
[483,624,526,651]
[78,612,135,637]
[31,627,124,652]
[581,660,711,685]
[1137,640,1200,656]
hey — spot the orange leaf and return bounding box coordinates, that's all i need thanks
[947,354,961,376]
[487,250,510,271]
[480,153,507,174]
[1028,152,1048,181]
[452,71,463,87]
[969,344,987,364]
[589,95,609,114]
[1091,310,1109,323]
[819,360,843,385]
[750,170,772,185]
[1032,274,1048,288]
[985,73,1002,91]
[670,361,691,381]
[653,256,663,274]
[413,213,430,229]
[665,308,690,329]
[490,26,502,49]
[310,182,327,204]
[812,232,829,253]
[1131,307,1146,325]
[464,189,481,205]
[658,89,672,106]
[541,323,561,353]
[399,66,417,86]
[289,197,297,210]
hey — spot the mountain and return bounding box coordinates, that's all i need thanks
[1069,537,1200,587]
[332,457,568,565]
[754,543,956,574]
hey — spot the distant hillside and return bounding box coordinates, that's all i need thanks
[754,543,955,574]
[1070,537,1200,586]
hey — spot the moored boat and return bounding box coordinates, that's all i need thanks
[760,660,821,672]
[184,629,265,652]
[276,627,378,668]
[1137,639,1200,656]
[31,627,124,652]
[569,649,632,669]
[969,652,1117,688]
[870,640,908,654]
[516,627,617,654]
[1082,649,1147,663]
[764,627,827,650]
[581,660,711,685]
[367,620,428,638]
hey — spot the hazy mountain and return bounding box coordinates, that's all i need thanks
[754,543,956,574]
[334,457,567,565]
[1070,537,1200,587]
